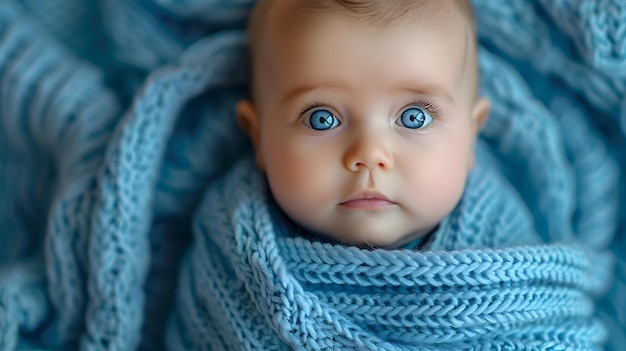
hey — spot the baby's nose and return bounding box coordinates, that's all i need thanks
[343,134,393,171]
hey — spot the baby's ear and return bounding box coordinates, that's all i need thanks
[467,97,491,170]
[236,100,265,170]
[471,97,491,133]
[472,97,491,133]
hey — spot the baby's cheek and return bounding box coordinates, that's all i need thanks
[265,150,333,222]
[430,173,466,210]
[403,153,468,218]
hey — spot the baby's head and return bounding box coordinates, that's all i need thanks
[236,0,490,247]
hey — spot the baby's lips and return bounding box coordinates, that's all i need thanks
[341,190,393,202]
[340,198,396,209]
[339,190,397,209]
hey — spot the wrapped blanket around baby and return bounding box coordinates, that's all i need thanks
[0,0,624,350]
[167,153,612,350]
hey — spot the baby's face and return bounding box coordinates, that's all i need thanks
[238,1,489,247]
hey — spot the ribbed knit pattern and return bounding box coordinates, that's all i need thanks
[0,0,624,350]
[0,1,121,349]
[167,157,609,350]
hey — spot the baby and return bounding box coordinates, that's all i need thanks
[236,0,490,248]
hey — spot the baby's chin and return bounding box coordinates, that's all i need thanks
[305,226,429,249]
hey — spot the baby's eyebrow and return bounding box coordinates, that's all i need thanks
[282,82,346,104]
[397,84,456,104]
[283,82,455,104]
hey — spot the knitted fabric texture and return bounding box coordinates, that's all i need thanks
[166,152,611,350]
[0,0,624,350]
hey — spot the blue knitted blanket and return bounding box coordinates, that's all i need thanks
[167,151,613,350]
[0,0,625,350]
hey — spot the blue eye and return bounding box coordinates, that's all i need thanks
[307,109,340,131]
[397,107,433,129]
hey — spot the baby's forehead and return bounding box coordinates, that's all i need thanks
[247,0,479,100]
[247,0,475,81]
[248,0,473,44]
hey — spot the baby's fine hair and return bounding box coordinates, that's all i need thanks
[297,0,476,29]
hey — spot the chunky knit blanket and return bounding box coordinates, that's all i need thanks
[167,150,614,350]
[0,0,625,350]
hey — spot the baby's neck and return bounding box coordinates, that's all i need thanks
[385,225,438,250]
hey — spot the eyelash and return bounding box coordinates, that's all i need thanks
[297,98,441,119]
[409,97,441,119]
[299,100,328,117]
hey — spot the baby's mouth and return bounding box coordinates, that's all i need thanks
[339,191,397,209]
